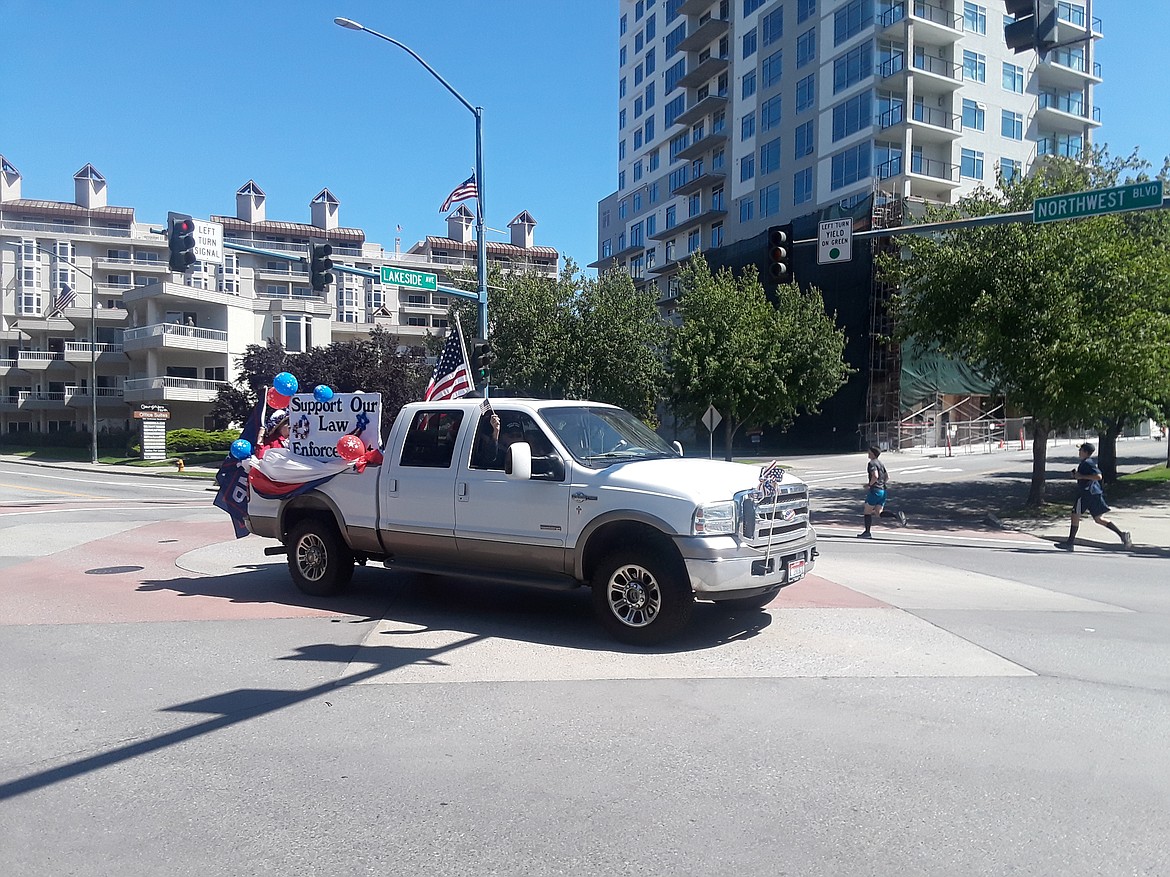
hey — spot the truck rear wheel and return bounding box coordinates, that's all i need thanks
[591,547,693,645]
[287,518,354,597]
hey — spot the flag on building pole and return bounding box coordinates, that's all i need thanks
[424,326,473,401]
[439,174,478,213]
[49,283,75,317]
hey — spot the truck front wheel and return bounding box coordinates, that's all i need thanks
[591,547,693,645]
[287,518,354,597]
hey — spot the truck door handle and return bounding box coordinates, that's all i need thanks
[571,492,597,502]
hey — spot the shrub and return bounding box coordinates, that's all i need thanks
[165,429,239,454]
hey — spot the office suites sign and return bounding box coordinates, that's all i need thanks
[286,393,382,459]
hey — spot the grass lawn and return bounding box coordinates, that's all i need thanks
[1000,462,1170,521]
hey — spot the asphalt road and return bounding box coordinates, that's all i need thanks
[1,452,1168,876]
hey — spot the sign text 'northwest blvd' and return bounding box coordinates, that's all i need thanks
[1033,182,1163,224]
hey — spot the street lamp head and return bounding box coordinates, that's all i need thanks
[334,17,364,30]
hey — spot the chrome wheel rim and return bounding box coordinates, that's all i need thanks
[605,563,662,628]
[296,533,328,582]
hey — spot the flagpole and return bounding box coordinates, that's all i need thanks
[453,313,475,394]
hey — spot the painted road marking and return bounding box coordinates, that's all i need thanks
[0,480,104,499]
[0,469,209,494]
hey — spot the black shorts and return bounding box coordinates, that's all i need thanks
[1074,492,1110,517]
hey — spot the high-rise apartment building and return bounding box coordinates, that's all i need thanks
[596,0,1101,285]
[0,157,558,436]
[593,0,1100,443]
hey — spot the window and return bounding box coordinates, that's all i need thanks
[666,22,687,56]
[645,47,656,75]
[646,214,657,237]
[633,191,643,212]
[834,0,873,46]
[620,108,627,130]
[833,41,872,93]
[744,0,766,15]
[631,221,644,248]
[619,139,626,160]
[798,0,815,23]
[832,90,872,141]
[688,229,701,253]
[633,154,644,177]
[620,77,627,99]
[740,198,755,222]
[1001,109,1023,140]
[797,28,816,67]
[665,58,687,92]
[710,222,724,248]
[635,63,644,86]
[793,167,813,204]
[666,205,677,228]
[796,73,815,112]
[665,94,685,126]
[636,0,644,20]
[649,149,660,172]
[618,170,626,189]
[273,314,313,352]
[759,182,781,217]
[960,147,984,179]
[741,111,756,140]
[635,96,644,119]
[760,137,781,174]
[741,154,756,181]
[830,140,872,190]
[402,410,465,469]
[760,95,782,132]
[963,2,986,34]
[712,146,725,171]
[646,12,656,39]
[743,27,757,58]
[670,131,690,160]
[601,239,613,259]
[1002,62,1024,93]
[645,81,655,109]
[620,45,627,66]
[794,120,814,157]
[1000,157,1021,183]
[636,31,644,53]
[963,50,986,83]
[667,0,682,22]
[962,98,985,131]
[742,69,757,99]
[645,116,656,143]
[621,14,628,35]
[619,198,628,219]
[689,192,701,216]
[762,49,783,87]
[762,7,784,46]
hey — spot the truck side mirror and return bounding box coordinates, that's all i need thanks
[531,452,566,481]
[672,441,684,457]
[505,442,532,480]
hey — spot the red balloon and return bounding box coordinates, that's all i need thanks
[266,387,291,409]
[337,434,365,461]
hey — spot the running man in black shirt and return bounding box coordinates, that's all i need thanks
[858,446,907,538]
[1056,442,1132,551]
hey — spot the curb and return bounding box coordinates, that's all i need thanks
[0,455,216,482]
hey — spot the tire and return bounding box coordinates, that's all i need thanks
[591,546,693,645]
[718,589,781,611]
[287,518,354,597]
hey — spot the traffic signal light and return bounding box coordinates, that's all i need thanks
[1004,0,1057,53]
[766,224,793,281]
[470,337,495,379]
[167,212,196,272]
[309,241,334,292]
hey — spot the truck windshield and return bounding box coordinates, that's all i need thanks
[541,406,679,467]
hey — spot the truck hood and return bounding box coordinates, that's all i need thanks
[591,457,803,505]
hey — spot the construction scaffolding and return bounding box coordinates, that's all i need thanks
[863,189,905,437]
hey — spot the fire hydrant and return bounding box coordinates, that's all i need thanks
[175,459,185,473]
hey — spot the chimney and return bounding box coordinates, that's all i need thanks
[311,188,339,230]
[236,180,266,223]
[0,155,20,202]
[509,210,537,249]
[446,204,474,244]
[73,164,107,209]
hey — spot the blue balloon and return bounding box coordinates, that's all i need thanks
[313,384,334,403]
[273,372,299,396]
[230,439,253,460]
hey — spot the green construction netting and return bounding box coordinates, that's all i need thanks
[899,340,997,409]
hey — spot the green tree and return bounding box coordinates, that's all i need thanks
[882,151,1170,505]
[669,254,851,459]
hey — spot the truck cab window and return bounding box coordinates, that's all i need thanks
[470,410,554,470]
[400,410,464,468]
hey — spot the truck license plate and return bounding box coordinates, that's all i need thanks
[786,559,806,582]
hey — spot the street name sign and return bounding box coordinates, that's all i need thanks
[191,219,223,265]
[380,266,439,291]
[1033,181,1163,224]
[818,218,853,264]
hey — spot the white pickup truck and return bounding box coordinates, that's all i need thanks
[247,398,817,644]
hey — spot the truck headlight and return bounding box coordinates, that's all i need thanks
[692,501,737,535]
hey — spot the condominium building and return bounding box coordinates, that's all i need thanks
[0,156,558,436]
[593,0,1100,443]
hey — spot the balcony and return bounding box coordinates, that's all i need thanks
[122,323,229,354]
[1037,92,1102,129]
[0,358,20,376]
[877,155,960,197]
[673,129,728,162]
[17,390,68,410]
[16,350,70,372]
[679,0,714,15]
[1053,1,1103,44]
[672,170,727,197]
[678,16,728,52]
[122,376,228,404]
[674,93,728,128]
[908,0,962,42]
[1041,50,1102,88]
[878,103,962,141]
[65,386,127,409]
[678,54,729,89]
[64,341,127,365]
[648,207,727,240]
[0,218,134,239]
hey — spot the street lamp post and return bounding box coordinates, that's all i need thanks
[21,243,99,464]
[334,17,489,339]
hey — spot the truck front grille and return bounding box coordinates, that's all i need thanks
[739,484,809,545]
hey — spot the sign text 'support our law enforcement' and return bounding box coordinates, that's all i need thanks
[1033,182,1163,224]
[286,393,382,459]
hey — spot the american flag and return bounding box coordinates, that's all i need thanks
[439,174,478,213]
[50,283,75,316]
[424,329,473,401]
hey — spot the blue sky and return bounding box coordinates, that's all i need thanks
[1,1,1165,273]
